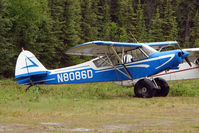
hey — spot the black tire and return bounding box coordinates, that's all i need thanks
[154,77,169,97]
[134,79,155,98]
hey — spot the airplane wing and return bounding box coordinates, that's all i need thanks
[184,48,199,55]
[65,41,142,56]
[65,41,177,56]
[183,48,199,63]
[147,41,178,50]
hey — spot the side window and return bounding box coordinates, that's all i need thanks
[93,56,110,67]
[93,55,118,68]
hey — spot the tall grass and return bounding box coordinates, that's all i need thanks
[0,79,134,104]
[169,79,199,97]
[1,79,199,104]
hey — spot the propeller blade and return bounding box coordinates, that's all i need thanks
[177,42,184,54]
[185,57,192,67]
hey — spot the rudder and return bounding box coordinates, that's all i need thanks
[15,50,48,84]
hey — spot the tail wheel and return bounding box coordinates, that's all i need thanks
[134,79,155,98]
[154,77,170,97]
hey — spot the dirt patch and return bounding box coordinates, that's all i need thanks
[0,125,13,132]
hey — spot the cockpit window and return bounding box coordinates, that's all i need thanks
[126,48,147,61]
[141,43,157,56]
[93,55,118,68]
[93,56,109,67]
[93,45,157,67]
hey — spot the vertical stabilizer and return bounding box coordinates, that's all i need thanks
[15,50,48,79]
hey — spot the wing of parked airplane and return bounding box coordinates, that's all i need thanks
[65,41,177,56]
[65,41,142,56]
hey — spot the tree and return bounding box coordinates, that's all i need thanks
[8,0,47,48]
[60,0,82,66]
[149,7,164,42]
[81,0,98,42]
[47,0,65,68]
[0,0,14,78]
[135,0,147,42]
[8,0,58,72]
[162,0,178,42]
[121,0,137,42]
[97,0,112,41]
[169,16,178,41]
[191,10,199,47]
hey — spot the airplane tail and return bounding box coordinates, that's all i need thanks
[15,49,48,84]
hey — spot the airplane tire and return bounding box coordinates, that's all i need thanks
[134,79,155,98]
[154,77,170,97]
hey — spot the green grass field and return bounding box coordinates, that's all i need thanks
[0,79,199,132]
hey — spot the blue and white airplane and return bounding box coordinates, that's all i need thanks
[15,41,190,98]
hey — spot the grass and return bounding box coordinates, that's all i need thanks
[0,79,199,132]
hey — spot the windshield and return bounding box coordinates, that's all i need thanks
[141,43,157,56]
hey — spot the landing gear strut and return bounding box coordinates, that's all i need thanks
[153,77,170,97]
[25,79,34,92]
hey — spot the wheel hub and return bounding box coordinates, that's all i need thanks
[141,87,147,93]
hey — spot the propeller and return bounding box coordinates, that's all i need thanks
[177,42,192,67]
[185,57,192,67]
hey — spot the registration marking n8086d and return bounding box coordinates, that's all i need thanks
[57,70,93,83]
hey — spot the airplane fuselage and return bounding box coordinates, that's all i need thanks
[17,50,188,85]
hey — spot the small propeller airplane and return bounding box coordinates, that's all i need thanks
[15,41,191,98]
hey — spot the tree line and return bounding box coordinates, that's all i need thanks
[0,0,199,78]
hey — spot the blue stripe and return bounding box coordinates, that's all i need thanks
[21,57,39,69]
[15,71,47,79]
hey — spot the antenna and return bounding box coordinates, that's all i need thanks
[129,31,139,43]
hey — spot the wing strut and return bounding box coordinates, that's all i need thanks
[110,46,134,80]
[102,54,132,79]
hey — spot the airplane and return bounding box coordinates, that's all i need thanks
[15,41,191,98]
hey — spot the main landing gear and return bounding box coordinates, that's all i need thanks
[134,77,170,98]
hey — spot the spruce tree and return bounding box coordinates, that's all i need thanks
[98,0,112,41]
[162,0,178,42]
[162,0,172,40]
[149,7,164,42]
[48,0,65,68]
[61,0,82,66]
[125,0,137,42]
[135,0,147,42]
[81,0,98,42]
[8,0,46,49]
[169,16,178,41]
[0,0,14,77]
[191,11,199,47]
[8,0,59,69]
